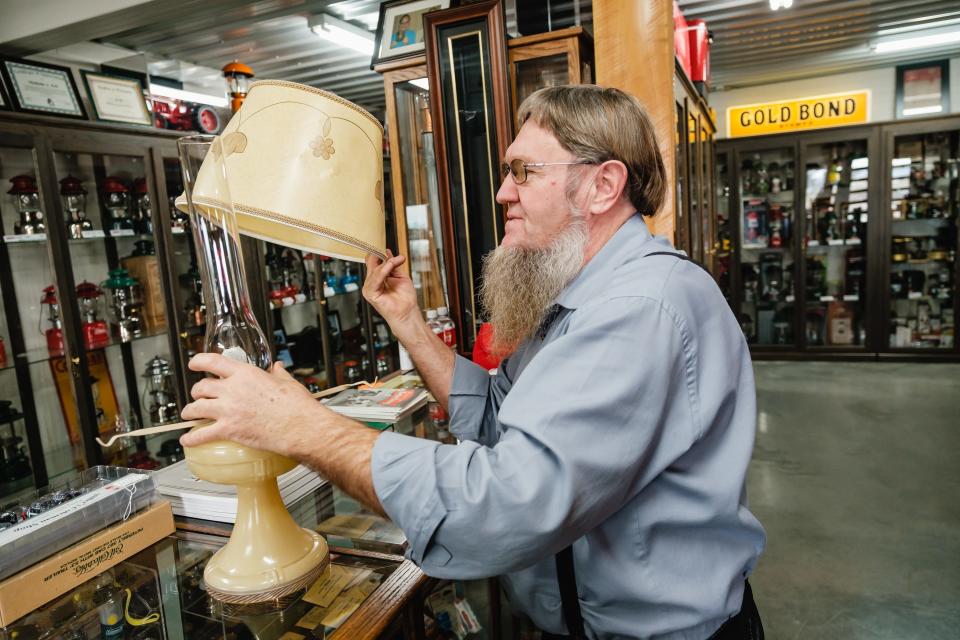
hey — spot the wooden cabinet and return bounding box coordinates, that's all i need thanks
[507,26,594,125]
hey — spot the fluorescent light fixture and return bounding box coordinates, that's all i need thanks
[903,105,944,116]
[409,78,430,91]
[150,85,228,108]
[309,13,374,56]
[769,0,793,10]
[874,29,960,53]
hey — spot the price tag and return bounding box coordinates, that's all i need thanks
[4,233,46,243]
[110,229,135,237]
[83,229,106,239]
[820,295,835,302]
[843,295,860,301]
[908,292,923,300]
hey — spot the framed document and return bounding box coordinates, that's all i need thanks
[81,71,152,126]
[372,0,452,67]
[0,58,86,118]
[896,59,949,118]
[0,74,10,111]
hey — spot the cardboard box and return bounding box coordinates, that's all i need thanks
[0,500,174,626]
[121,254,167,332]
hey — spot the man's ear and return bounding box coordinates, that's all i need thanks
[588,160,629,215]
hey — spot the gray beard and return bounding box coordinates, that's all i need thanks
[479,218,588,355]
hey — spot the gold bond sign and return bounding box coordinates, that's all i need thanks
[727,91,870,138]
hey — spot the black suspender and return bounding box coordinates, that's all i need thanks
[553,249,702,640]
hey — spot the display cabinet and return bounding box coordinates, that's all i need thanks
[425,0,512,355]
[674,61,718,267]
[718,113,959,359]
[506,26,593,124]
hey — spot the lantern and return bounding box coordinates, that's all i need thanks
[101,268,144,341]
[7,175,44,235]
[75,281,110,349]
[100,177,133,231]
[141,356,179,425]
[222,61,254,113]
[40,286,64,354]
[60,175,93,240]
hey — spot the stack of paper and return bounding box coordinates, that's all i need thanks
[323,387,428,422]
[153,460,327,523]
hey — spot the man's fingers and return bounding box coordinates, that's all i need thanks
[189,353,243,378]
[365,253,383,272]
[190,377,223,400]
[181,398,222,421]
[179,422,227,448]
[364,255,405,293]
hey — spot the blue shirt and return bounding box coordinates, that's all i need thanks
[372,215,765,639]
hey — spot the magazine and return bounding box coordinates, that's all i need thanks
[323,387,428,421]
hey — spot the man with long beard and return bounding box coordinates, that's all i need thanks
[182,86,765,639]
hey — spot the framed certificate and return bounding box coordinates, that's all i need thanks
[0,74,10,111]
[81,71,152,126]
[0,58,86,118]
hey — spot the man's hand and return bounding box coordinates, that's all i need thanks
[363,250,419,332]
[179,354,319,456]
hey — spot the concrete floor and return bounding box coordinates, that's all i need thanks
[748,362,960,640]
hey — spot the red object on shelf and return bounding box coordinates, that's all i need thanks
[100,176,129,194]
[41,285,64,354]
[59,174,87,195]
[673,1,691,80]
[687,19,710,86]
[76,281,110,350]
[133,177,148,194]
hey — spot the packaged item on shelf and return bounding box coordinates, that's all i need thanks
[436,306,457,351]
[121,243,166,333]
[826,302,855,346]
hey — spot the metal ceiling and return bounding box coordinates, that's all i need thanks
[678,0,960,90]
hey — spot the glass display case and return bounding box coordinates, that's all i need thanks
[886,128,957,350]
[737,146,797,347]
[802,139,870,348]
[715,151,733,301]
[425,0,512,354]
[507,26,593,123]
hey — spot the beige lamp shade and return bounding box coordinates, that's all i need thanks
[175,80,385,261]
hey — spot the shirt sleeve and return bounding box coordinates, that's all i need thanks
[446,354,513,447]
[371,296,698,579]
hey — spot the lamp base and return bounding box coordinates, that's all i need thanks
[184,436,330,604]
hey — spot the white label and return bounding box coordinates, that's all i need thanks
[828,239,844,246]
[807,239,820,246]
[3,233,46,243]
[83,229,106,239]
[847,238,861,245]
[908,292,923,300]
[843,295,860,301]
[110,229,135,237]
[820,295,835,302]
[785,295,795,302]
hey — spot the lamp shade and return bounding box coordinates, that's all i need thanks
[175,80,385,262]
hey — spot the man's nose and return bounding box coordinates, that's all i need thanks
[495,174,517,205]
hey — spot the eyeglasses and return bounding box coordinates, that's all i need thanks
[500,158,592,185]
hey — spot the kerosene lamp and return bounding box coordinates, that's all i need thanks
[132,178,153,234]
[8,175,44,235]
[173,80,384,604]
[76,281,110,349]
[100,177,134,231]
[40,285,63,353]
[102,268,143,341]
[141,356,178,425]
[60,175,93,239]
[222,61,254,113]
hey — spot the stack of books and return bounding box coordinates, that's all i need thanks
[323,387,429,423]
[153,460,327,523]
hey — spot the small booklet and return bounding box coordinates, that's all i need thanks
[323,387,428,421]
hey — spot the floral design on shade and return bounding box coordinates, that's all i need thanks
[375,180,382,203]
[310,116,335,160]
[211,131,248,159]
[311,136,335,160]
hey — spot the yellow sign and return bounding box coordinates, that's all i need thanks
[727,91,870,138]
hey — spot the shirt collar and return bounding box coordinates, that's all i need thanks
[554,214,654,310]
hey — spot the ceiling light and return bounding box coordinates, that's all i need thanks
[769,0,793,10]
[309,13,374,56]
[874,29,960,53]
[150,85,228,108]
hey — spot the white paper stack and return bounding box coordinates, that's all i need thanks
[153,460,327,523]
[323,387,429,422]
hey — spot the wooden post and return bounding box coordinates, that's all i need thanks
[594,0,676,243]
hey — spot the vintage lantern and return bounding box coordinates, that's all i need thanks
[132,178,153,234]
[100,177,134,231]
[222,61,254,113]
[40,285,64,353]
[60,175,93,240]
[8,175,44,235]
[76,281,111,349]
[141,355,179,426]
[101,268,144,341]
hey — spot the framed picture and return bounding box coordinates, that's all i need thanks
[81,70,152,126]
[0,74,10,111]
[896,59,950,118]
[372,0,452,67]
[0,58,87,119]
